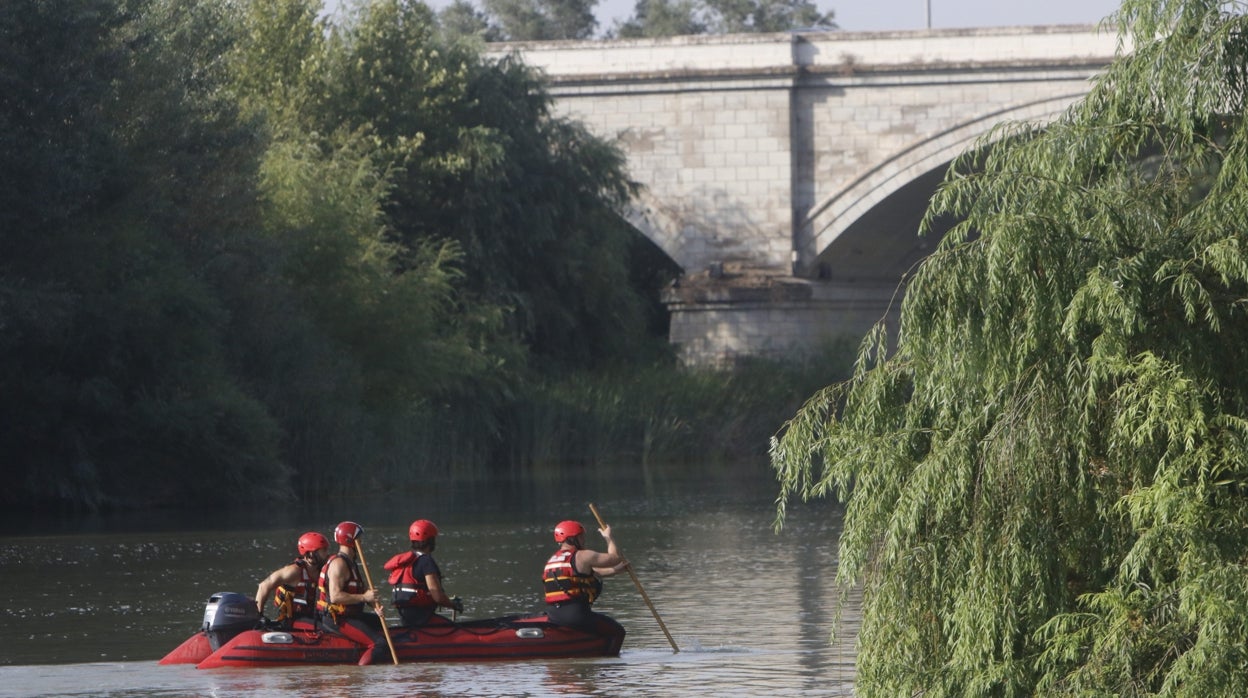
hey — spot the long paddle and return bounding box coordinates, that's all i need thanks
[589,503,679,653]
[353,540,400,665]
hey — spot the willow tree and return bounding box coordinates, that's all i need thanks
[772,1,1248,695]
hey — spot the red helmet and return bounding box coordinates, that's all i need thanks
[297,531,329,556]
[408,519,439,542]
[553,520,585,543]
[334,521,364,545]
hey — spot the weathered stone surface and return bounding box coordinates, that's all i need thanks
[488,27,1120,366]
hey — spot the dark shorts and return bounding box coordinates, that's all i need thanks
[397,605,439,627]
[547,601,625,638]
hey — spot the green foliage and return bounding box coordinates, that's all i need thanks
[438,0,505,42]
[613,0,833,37]
[316,1,667,368]
[507,340,854,477]
[0,0,291,510]
[483,0,598,40]
[700,0,834,33]
[255,129,494,408]
[230,0,328,121]
[2,0,691,511]
[227,0,522,491]
[615,0,707,39]
[773,1,1248,694]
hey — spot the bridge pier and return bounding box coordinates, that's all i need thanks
[492,27,1117,367]
[662,266,897,367]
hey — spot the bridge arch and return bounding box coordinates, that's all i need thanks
[493,28,1119,364]
[801,93,1088,276]
[621,188,689,273]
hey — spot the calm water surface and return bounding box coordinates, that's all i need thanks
[0,469,859,696]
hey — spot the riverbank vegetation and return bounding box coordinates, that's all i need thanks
[0,0,852,513]
[774,0,1248,694]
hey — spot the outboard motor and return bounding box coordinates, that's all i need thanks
[201,592,261,651]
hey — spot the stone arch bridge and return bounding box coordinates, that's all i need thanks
[488,26,1120,366]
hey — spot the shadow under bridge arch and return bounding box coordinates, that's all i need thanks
[798,93,1088,282]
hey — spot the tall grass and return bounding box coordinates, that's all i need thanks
[284,338,856,502]
[363,339,858,490]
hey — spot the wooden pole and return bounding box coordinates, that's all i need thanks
[589,502,679,653]
[354,541,400,665]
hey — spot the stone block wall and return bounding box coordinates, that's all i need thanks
[488,27,1121,365]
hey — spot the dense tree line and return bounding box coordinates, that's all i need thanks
[2,0,846,514]
[774,0,1248,694]
[424,0,835,42]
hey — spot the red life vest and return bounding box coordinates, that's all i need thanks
[272,558,317,620]
[543,547,602,604]
[384,551,436,609]
[317,552,365,620]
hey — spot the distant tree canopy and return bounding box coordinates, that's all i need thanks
[437,0,505,42]
[614,0,834,38]
[614,0,707,38]
[0,0,678,512]
[773,0,1248,694]
[429,0,834,41]
[698,0,834,34]
[483,0,598,40]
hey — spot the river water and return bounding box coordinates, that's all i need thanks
[0,468,858,696]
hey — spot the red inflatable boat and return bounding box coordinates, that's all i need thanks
[161,592,624,669]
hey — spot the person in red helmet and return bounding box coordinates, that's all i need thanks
[316,521,387,666]
[542,520,627,640]
[384,519,464,627]
[254,531,330,628]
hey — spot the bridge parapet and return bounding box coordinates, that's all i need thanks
[489,25,1118,80]
[488,27,1122,365]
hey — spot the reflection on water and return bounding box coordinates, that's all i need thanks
[0,470,859,696]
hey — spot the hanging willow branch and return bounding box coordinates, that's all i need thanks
[773,1,1248,695]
